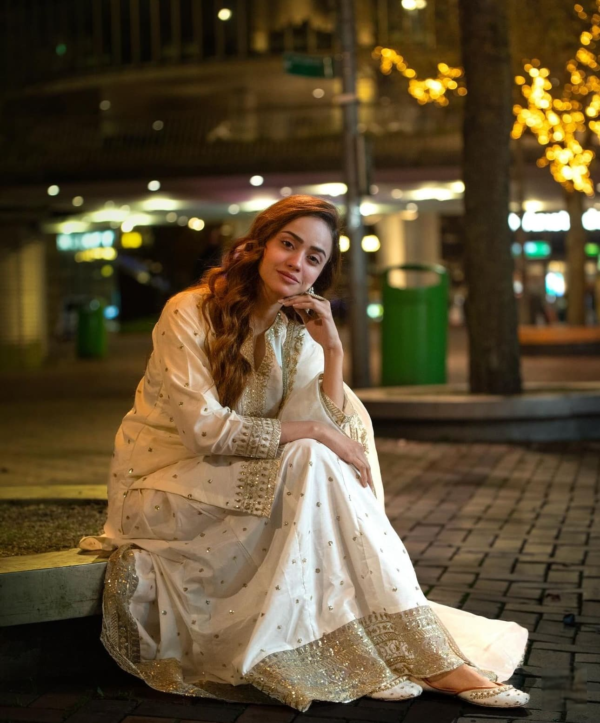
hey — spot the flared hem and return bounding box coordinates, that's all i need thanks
[101,545,500,712]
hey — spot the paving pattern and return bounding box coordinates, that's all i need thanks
[1,438,598,722]
[1,332,598,721]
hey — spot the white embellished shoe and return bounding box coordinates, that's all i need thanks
[368,680,423,700]
[417,679,530,707]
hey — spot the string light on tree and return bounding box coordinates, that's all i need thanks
[511,1,600,197]
[374,1,600,198]
[372,47,466,106]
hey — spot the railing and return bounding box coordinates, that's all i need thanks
[0,0,453,91]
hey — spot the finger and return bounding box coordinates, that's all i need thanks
[356,455,373,492]
[351,464,364,485]
[367,465,375,495]
[357,464,369,488]
[289,300,327,314]
[280,294,327,306]
[294,307,312,324]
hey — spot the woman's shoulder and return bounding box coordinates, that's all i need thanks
[162,287,209,315]
[158,288,211,336]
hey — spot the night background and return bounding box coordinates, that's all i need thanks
[0,2,598,722]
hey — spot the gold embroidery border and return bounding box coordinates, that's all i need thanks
[318,376,369,456]
[244,605,483,709]
[235,455,283,517]
[101,545,499,713]
[234,417,282,460]
[278,321,304,414]
[239,333,276,418]
[102,546,275,704]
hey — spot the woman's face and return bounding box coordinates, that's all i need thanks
[258,216,333,300]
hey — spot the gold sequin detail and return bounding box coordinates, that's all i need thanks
[234,456,282,517]
[245,605,476,711]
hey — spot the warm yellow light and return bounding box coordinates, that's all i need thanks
[75,248,117,262]
[121,232,143,249]
[218,8,232,21]
[188,217,206,231]
[361,234,380,253]
[339,235,350,253]
[101,264,114,277]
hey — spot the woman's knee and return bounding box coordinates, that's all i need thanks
[284,438,334,463]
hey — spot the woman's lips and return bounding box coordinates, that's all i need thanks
[277,270,299,284]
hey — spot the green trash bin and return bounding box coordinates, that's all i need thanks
[381,264,448,386]
[77,299,107,359]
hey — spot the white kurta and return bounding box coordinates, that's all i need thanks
[81,290,528,712]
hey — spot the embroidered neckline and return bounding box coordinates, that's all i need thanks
[242,312,287,372]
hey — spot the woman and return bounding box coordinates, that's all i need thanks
[81,195,529,711]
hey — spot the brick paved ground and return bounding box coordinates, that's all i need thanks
[1,440,599,722]
[1,333,599,721]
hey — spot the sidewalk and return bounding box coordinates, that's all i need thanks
[1,439,598,722]
[1,331,599,722]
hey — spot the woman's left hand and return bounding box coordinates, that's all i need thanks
[279,293,342,353]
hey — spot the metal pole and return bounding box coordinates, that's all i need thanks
[337,0,371,388]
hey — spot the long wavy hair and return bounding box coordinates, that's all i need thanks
[194,195,341,409]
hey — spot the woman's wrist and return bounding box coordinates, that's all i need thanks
[323,341,344,356]
[280,420,327,445]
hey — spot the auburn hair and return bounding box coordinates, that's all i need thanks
[193,194,341,409]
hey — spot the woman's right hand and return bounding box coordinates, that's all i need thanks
[316,424,374,494]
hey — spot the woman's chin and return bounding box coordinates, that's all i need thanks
[267,281,298,299]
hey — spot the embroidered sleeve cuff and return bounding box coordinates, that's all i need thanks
[234,457,282,517]
[234,417,282,459]
[319,376,356,428]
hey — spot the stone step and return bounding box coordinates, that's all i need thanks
[0,549,107,626]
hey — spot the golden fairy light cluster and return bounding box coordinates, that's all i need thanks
[375,2,600,197]
[511,2,600,196]
[372,47,466,106]
[511,55,596,195]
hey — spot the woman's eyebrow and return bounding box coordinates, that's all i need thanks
[284,230,327,257]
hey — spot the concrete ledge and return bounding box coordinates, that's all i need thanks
[0,549,108,627]
[0,484,107,501]
[356,382,600,442]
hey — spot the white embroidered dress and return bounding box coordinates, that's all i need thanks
[80,289,528,711]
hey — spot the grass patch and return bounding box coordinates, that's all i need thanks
[0,501,107,557]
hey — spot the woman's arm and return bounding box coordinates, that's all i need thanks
[321,346,344,410]
[155,292,282,459]
[280,294,345,408]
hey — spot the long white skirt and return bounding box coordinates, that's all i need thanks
[101,439,528,712]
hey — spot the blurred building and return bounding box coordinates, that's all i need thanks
[0,0,596,368]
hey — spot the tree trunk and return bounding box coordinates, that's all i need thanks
[458,0,522,394]
[565,189,587,326]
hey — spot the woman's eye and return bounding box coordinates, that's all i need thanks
[309,256,320,265]
[282,239,293,248]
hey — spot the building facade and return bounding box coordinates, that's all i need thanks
[0,0,592,367]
